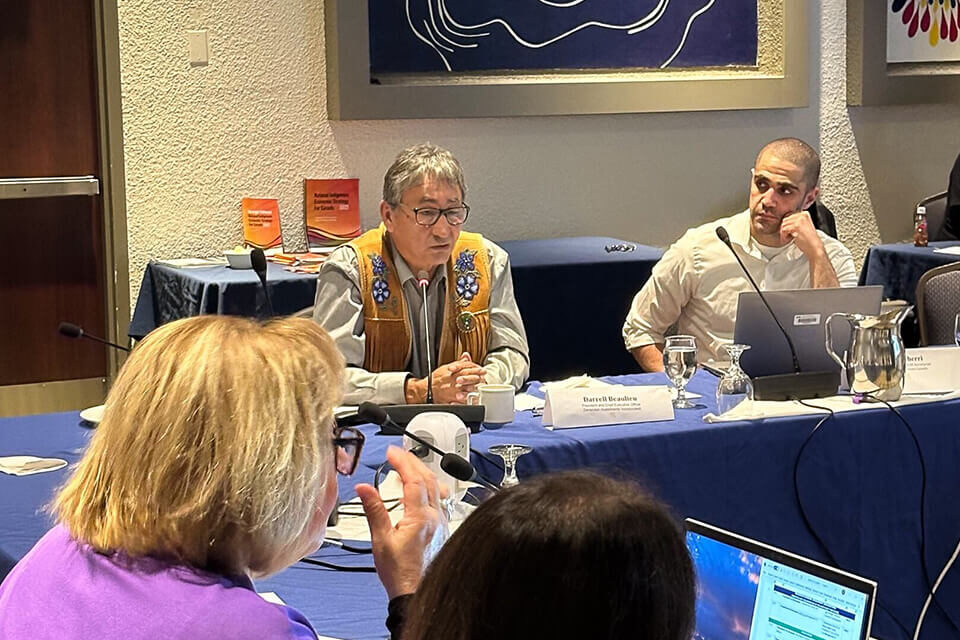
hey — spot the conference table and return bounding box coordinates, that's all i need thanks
[3,373,960,639]
[859,241,960,305]
[128,237,664,380]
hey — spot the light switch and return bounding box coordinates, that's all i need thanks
[187,30,209,66]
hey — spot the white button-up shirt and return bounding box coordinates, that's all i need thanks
[622,210,858,365]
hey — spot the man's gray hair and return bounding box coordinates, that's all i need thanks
[756,138,821,189]
[382,143,467,206]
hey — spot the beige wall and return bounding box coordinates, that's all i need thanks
[118,1,960,305]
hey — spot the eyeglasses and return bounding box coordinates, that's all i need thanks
[333,425,365,476]
[397,202,470,227]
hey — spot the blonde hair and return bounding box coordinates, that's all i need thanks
[53,315,344,575]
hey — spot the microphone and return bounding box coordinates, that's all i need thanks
[440,453,500,493]
[58,322,130,353]
[714,227,839,401]
[715,227,800,373]
[358,401,497,487]
[416,270,434,404]
[250,248,275,317]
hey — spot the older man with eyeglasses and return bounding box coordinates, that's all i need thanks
[314,143,529,405]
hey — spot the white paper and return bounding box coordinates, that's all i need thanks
[703,389,960,423]
[542,386,674,429]
[155,257,228,268]
[933,246,960,256]
[514,392,545,412]
[0,456,68,476]
[904,346,960,394]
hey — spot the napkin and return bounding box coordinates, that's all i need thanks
[0,456,68,476]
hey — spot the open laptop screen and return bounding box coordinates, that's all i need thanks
[686,519,876,640]
[733,286,883,377]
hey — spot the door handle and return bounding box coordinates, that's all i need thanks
[0,176,100,200]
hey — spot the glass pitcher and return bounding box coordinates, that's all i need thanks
[824,305,913,401]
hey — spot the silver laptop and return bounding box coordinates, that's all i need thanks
[686,518,877,640]
[733,286,883,377]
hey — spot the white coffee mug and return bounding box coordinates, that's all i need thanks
[466,383,515,425]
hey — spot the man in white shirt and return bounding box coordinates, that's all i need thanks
[623,138,857,372]
[313,143,529,405]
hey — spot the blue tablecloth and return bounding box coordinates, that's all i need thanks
[859,241,960,305]
[129,238,663,379]
[4,375,959,639]
[128,262,317,339]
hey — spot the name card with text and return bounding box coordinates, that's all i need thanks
[542,386,674,429]
[904,346,960,394]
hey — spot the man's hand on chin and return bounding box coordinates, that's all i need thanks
[779,211,826,259]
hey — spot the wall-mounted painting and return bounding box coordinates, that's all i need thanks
[887,0,960,63]
[325,0,808,119]
[368,0,758,74]
[848,0,960,106]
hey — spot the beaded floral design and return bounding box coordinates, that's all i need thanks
[454,249,480,307]
[369,254,391,305]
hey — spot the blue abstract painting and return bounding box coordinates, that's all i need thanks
[368,0,758,74]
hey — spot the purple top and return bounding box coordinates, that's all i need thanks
[0,526,317,639]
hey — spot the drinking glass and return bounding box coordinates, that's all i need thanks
[716,344,754,415]
[488,444,532,488]
[664,335,699,409]
[955,313,960,347]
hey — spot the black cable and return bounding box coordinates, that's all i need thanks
[793,398,913,639]
[298,557,376,572]
[864,395,960,638]
[471,447,504,472]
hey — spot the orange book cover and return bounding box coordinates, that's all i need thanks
[304,178,360,249]
[242,198,284,253]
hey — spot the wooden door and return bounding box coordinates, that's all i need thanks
[0,2,108,393]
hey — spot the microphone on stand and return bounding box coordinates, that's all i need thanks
[714,226,839,401]
[416,270,434,404]
[250,248,275,317]
[440,454,500,493]
[58,322,130,353]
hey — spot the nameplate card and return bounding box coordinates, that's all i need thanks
[542,386,674,429]
[903,346,960,394]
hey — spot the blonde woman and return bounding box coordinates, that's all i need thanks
[0,316,444,639]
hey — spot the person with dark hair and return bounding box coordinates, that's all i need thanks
[394,470,696,640]
[623,137,857,371]
[944,151,960,241]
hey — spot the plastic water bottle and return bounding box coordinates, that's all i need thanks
[914,205,928,247]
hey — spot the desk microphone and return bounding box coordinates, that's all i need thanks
[416,271,434,404]
[250,248,275,317]
[358,401,498,488]
[58,322,130,353]
[440,454,500,493]
[714,226,839,400]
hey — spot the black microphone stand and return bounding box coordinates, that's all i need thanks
[417,272,434,404]
[715,227,839,401]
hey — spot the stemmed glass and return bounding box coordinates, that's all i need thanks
[954,313,960,347]
[664,335,699,409]
[716,344,754,415]
[488,444,532,488]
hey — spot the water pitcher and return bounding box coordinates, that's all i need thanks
[824,306,912,401]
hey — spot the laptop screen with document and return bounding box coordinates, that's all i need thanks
[686,519,876,640]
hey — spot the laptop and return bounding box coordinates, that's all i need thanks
[686,518,877,640]
[733,286,883,378]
